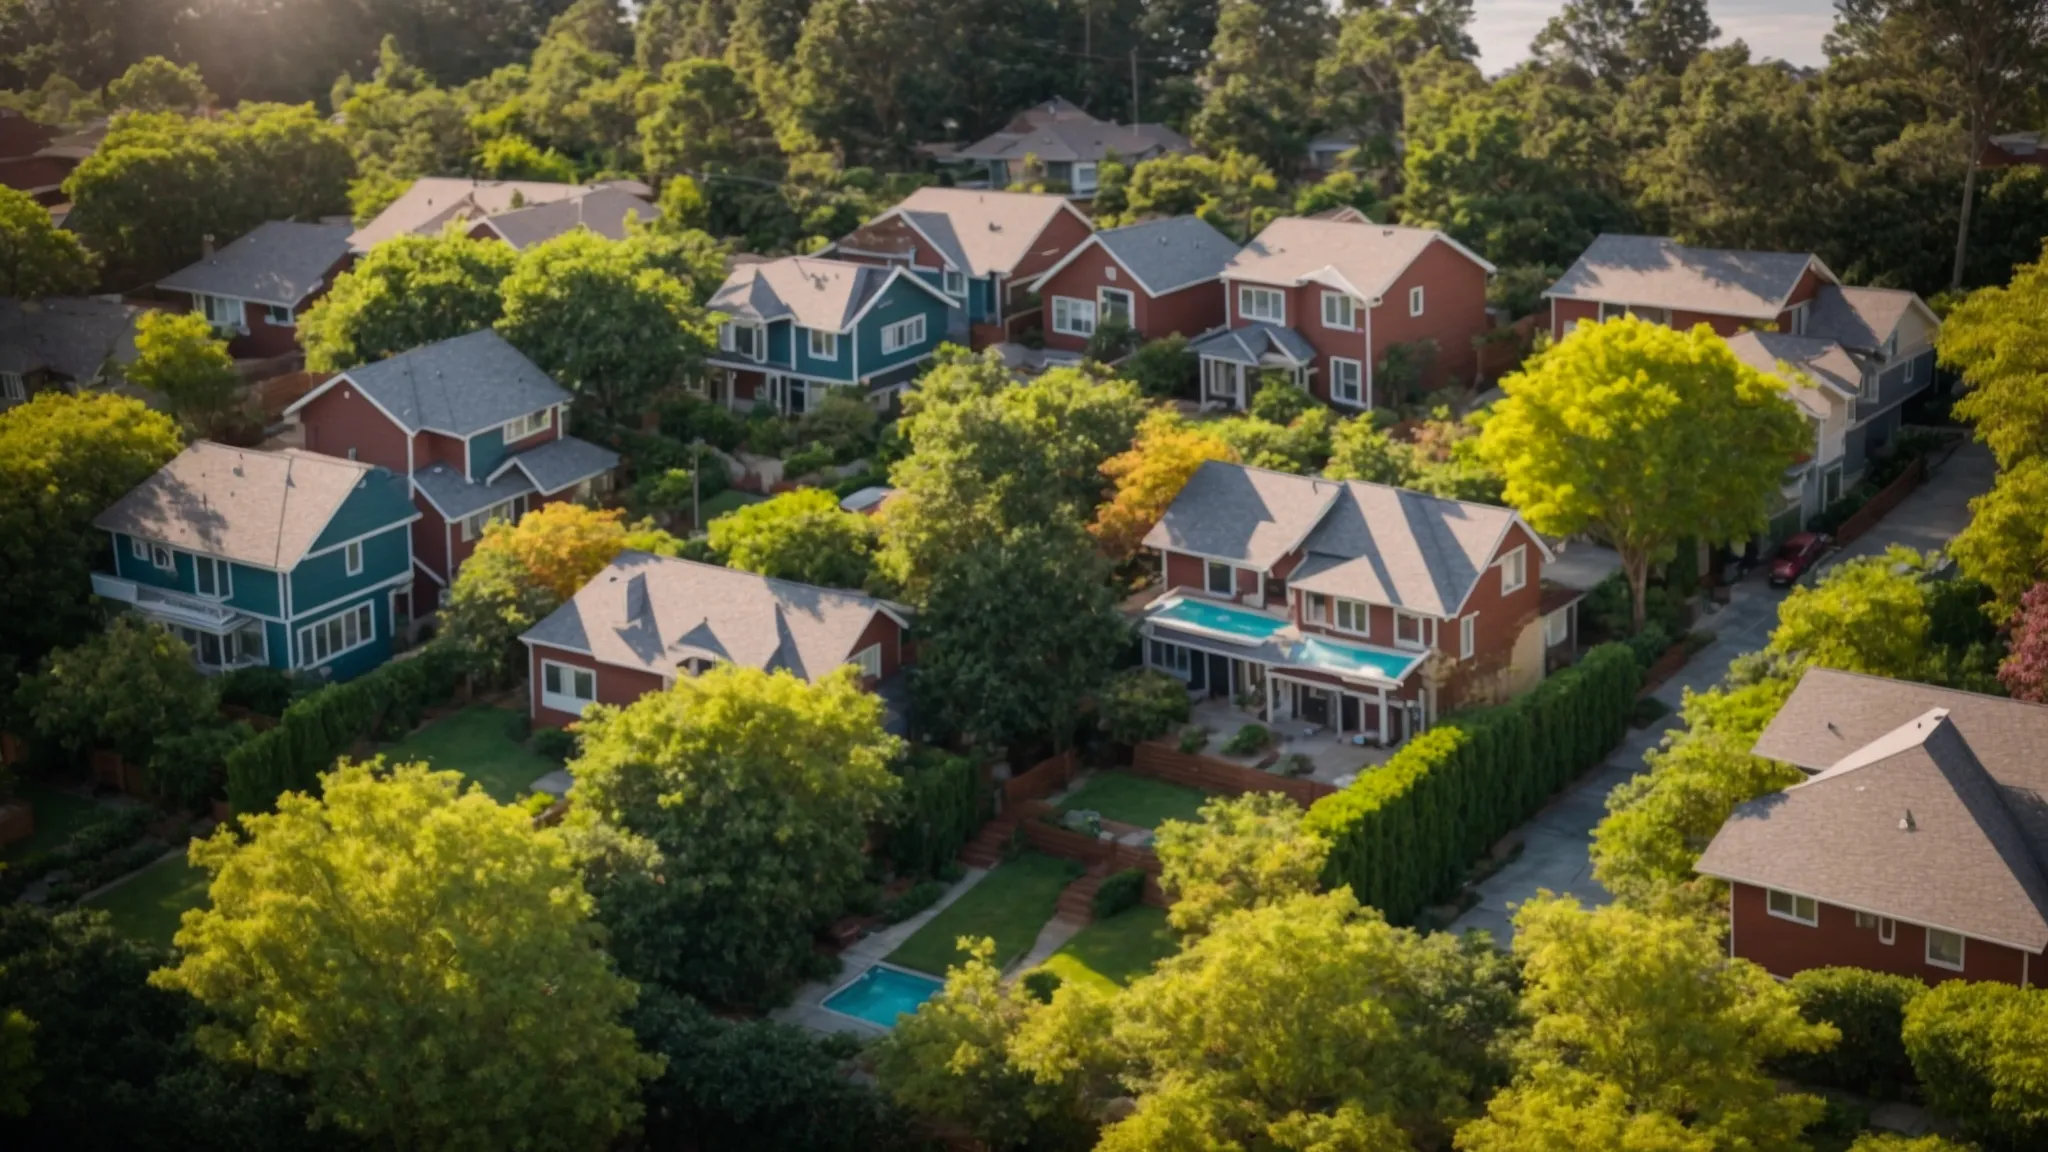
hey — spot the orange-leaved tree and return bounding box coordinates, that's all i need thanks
[1092,409,1239,560]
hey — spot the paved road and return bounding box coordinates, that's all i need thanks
[1448,441,1996,946]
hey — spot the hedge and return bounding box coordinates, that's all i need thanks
[881,750,988,878]
[224,642,465,814]
[1303,642,1639,925]
[1773,967,1924,1099]
[1903,979,2048,1150]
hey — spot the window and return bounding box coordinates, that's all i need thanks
[1926,928,1966,970]
[1767,888,1819,926]
[1787,303,1809,336]
[297,603,375,669]
[1904,356,1916,384]
[1238,286,1285,324]
[1330,357,1364,406]
[1460,614,1475,660]
[504,408,552,441]
[1333,597,1369,636]
[882,315,926,353]
[804,328,840,361]
[1321,291,1357,330]
[540,659,598,715]
[1072,162,1099,194]
[1394,611,1425,651]
[1408,286,1425,317]
[194,556,230,600]
[850,644,883,679]
[130,537,148,560]
[265,303,294,327]
[1205,559,1237,597]
[943,269,967,298]
[0,371,23,403]
[1544,608,1570,647]
[151,544,174,572]
[1824,466,1844,505]
[460,499,518,542]
[1498,546,1527,593]
[1149,638,1193,679]
[346,447,358,461]
[1051,296,1097,336]
[1098,288,1134,327]
[1881,916,1896,944]
[199,294,242,332]
[719,322,761,361]
[344,540,363,576]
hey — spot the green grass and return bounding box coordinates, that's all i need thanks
[82,853,209,951]
[887,851,1082,975]
[380,706,557,804]
[2,780,108,865]
[1034,905,1179,994]
[698,488,767,522]
[1058,773,1212,829]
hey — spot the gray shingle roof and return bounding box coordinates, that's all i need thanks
[955,98,1189,165]
[1546,234,1819,319]
[1142,461,1341,571]
[708,257,895,330]
[475,187,656,249]
[346,178,596,250]
[93,443,407,570]
[340,330,566,437]
[1188,322,1315,366]
[157,221,353,305]
[1093,217,1240,295]
[1725,330,1864,418]
[1225,217,1492,300]
[490,435,619,494]
[412,461,533,522]
[1288,481,1522,617]
[0,297,143,380]
[880,188,1082,278]
[1805,284,1922,351]
[521,552,907,682]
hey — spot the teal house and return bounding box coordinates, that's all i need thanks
[92,442,419,682]
[704,256,954,415]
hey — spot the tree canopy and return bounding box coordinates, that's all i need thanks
[298,230,517,373]
[123,310,243,438]
[706,487,877,589]
[1153,792,1329,937]
[1092,410,1239,562]
[0,185,96,297]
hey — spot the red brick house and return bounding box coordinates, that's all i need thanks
[1697,669,2048,987]
[157,222,354,359]
[519,552,916,732]
[1544,234,1836,341]
[1139,461,1561,745]
[1025,216,1238,354]
[1189,217,1496,411]
[284,330,619,617]
[0,109,96,206]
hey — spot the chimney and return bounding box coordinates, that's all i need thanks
[1899,810,1916,832]
[623,572,649,622]
[201,234,216,258]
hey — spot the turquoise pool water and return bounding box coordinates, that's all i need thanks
[1153,597,1288,641]
[1296,636,1423,683]
[822,964,945,1027]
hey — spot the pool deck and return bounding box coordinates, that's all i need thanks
[772,866,991,1037]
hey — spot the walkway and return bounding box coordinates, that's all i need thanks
[1448,440,1995,946]
[771,867,991,1037]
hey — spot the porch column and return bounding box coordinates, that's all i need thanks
[1378,689,1389,748]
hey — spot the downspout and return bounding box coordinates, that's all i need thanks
[1365,298,1375,408]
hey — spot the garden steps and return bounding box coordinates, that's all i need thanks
[958,815,1023,870]
[1054,865,1111,926]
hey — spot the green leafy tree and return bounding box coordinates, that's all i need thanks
[439,523,576,684]
[1153,792,1329,937]
[20,615,213,768]
[299,230,517,372]
[1116,335,1194,398]
[1209,405,1335,474]
[0,1005,31,1117]
[1944,245,2048,470]
[707,487,877,589]
[1767,546,1936,680]
[1478,316,1808,630]
[1531,0,1717,84]
[1097,668,1193,745]
[104,55,212,112]
[638,57,777,180]
[1902,979,2048,1148]
[1113,150,1286,241]
[474,134,579,182]
[1191,0,1335,168]
[0,185,96,297]
[568,664,902,1006]
[123,310,243,437]
[1952,456,2048,619]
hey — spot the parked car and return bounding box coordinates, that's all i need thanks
[1770,532,1831,586]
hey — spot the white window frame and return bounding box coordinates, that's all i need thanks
[296,602,376,670]
[198,293,244,333]
[1205,559,1237,597]
[1071,161,1099,194]
[0,370,24,403]
[1880,916,1896,945]
[1330,357,1364,407]
[1904,356,1916,384]
[1321,290,1357,331]
[344,540,363,576]
[503,408,552,442]
[193,555,232,601]
[1544,608,1569,647]
[850,644,883,679]
[1787,302,1809,336]
[1238,285,1285,324]
[1766,888,1819,927]
[1498,546,1527,594]
[151,544,175,573]
[540,658,599,715]
[1408,286,1425,317]
[719,321,764,362]
[1098,287,1134,328]
[1926,928,1966,971]
[943,269,967,298]
[130,537,149,561]
[1051,296,1097,337]
[1460,614,1475,660]
[1393,610,1426,651]
[807,328,840,361]
[1332,596,1369,637]
[460,499,518,543]
[265,303,294,327]
[881,315,926,353]
[1149,638,1193,679]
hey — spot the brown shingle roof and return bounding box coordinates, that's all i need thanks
[1224,217,1493,301]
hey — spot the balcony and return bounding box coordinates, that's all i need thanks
[91,573,245,632]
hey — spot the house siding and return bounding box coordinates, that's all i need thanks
[528,643,669,729]
[112,536,284,620]
[857,277,951,377]
[1728,882,2035,987]
[469,426,508,482]
[299,379,411,473]
[793,324,855,382]
[1373,238,1492,393]
[1037,242,1227,354]
[847,610,908,682]
[292,589,395,682]
[416,431,466,473]
[288,523,410,618]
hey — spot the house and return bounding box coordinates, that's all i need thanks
[1726,331,1859,536]
[825,188,1095,347]
[1189,216,1496,410]
[156,221,354,359]
[1138,460,1558,746]
[1980,130,2046,168]
[90,442,418,682]
[954,97,1192,196]
[0,297,146,410]
[346,178,655,253]
[284,330,620,615]
[704,256,953,414]
[1025,216,1239,354]
[520,551,915,732]
[1697,668,2048,988]
[0,110,99,206]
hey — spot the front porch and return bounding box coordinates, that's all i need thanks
[90,573,272,672]
[1187,695,1398,786]
[1189,323,1318,410]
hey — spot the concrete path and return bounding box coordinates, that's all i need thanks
[1448,439,1994,947]
[1014,917,1085,974]
[772,866,990,1037]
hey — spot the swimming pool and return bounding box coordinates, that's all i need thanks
[1295,636,1424,683]
[820,964,945,1028]
[1151,597,1289,644]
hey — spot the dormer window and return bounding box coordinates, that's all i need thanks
[720,322,762,361]
[504,408,552,441]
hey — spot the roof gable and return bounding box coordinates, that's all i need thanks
[866,188,1090,278]
[710,257,946,331]
[311,330,568,438]
[1142,461,1342,571]
[1545,234,1831,319]
[1224,218,1494,302]
[1289,482,1524,617]
[157,221,354,306]
[1030,216,1241,297]
[347,178,593,251]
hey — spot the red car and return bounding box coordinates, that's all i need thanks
[1770,532,1831,586]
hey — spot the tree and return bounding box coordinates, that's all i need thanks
[473,134,579,182]
[706,487,877,589]
[1153,792,1329,937]
[0,1007,31,1118]
[1313,0,1478,182]
[476,502,644,600]
[1952,457,2048,619]
[1767,547,1935,680]
[1097,668,1193,745]
[1457,895,1834,1152]
[123,310,242,437]
[1999,583,2048,701]
[105,55,212,112]
[1902,979,2048,1148]
[1191,0,1335,168]
[1092,410,1239,561]
[1478,317,1808,630]
[1209,405,1335,474]
[1112,150,1286,241]
[1116,335,1196,398]
[20,615,212,767]
[568,664,902,1005]
[1944,245,2048,470]
[0,185,95,297]
[1531,0,1716,84]
[497,230,711,424]
[638,57,777,180]
[154,762,656,1149]
[298,230,516,372]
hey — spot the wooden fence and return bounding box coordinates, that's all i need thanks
[1002,750,1077,807]
[1014,799,1168,908]
[1836,456,1929,546]
[1131,741,1336,807]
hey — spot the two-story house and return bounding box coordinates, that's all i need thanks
[284,330,620,615]
[1139,461,1557,746]
[953,97,1193,197]
[825,188,1095,348]
[1189,217,1496,411]
[0,297,146,410]
[520,551,916,733]
[90,442,418,682]
[1726,331,1859,537]
[1698,669,2048,988]
[1548,236,1941,483]
[1025,216,1239,355]
[157,221,354,359]
[704,256,954,414]
[346,178,655,254]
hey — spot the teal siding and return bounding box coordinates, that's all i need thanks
[289,523,410,617]
[112,534,188,595]
[310,470,416,551]
[228,562,282,618]
[767,319,794,367]
[913,267,984,322]
[857,277,951,379]
[290,590,393,682]
[468,426,508,482]
[264,620,291,672]
[793,325,855,382]
[109,534,282,619]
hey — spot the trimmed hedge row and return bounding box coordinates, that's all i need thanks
[1304,642,1639,925]
[881,750,987,878]
[1774,967,1924,1100]
[225,643,465,814]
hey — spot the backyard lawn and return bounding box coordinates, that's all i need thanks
[379,706,557,804]
[1059,772,1212,829]
[82,853,210,951]
[1,780,106,865]
[698,488,766,523]
[888,851,1082,975]
[1034,905,1179,994]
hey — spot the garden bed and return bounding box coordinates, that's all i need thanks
[1057,772,1211,830]
[378,706,559,804]
[1032,905,1178,994]
[886,851,1082,975]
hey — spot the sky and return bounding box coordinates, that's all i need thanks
[1470,0,1839,74]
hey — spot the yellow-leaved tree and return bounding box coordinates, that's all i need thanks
[1092,409,1239,561]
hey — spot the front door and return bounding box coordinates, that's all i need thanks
[1207,653,1233,699]
[1297,684,1331,726]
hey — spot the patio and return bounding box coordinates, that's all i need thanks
[1187,696,1395,787]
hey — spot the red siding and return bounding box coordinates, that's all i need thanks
[1550,298,1598,340]
[1011,208,1093,284]
[0,156,72,198]
[846,610,909,685]
[1729,883,2036,987]
[1372,238,1491,393]
[299,378,411,473]
[1038,241,1227,355]
[416,431,465,472]
[412,498,451,584]
[528,644,669,729]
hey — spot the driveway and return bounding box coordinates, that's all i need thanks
[1447,439,1994,946]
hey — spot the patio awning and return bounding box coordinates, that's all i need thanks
[1145,619,1421,689]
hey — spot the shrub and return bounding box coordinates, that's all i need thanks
[1249,377,1315,425]
[1093,868,1146,919]
[1099,668,1192,745]
[882,880,947,924]
[1085,317,1141,362]
[214,666,295,716]
[149,721,252,811]
[882,750,986,878]
[1020,968,1063,1004]
[1221,724,1271,756]
[1627,622,1674,672]
[531,726,577,763]
[1177,725,1210,754]
[782,440,835,479]
[1903,979,2048,1149]
[1277,753,1314,777]
[1773,967,1924,1100]
[1582,572,1632,642]
[1119,335,1194,398]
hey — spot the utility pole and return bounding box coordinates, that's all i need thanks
[690,439,704,532]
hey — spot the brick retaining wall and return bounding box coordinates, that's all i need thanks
[1836,456,1928,546]
[1131,742,1336,807]
[1002,750,1077,807]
